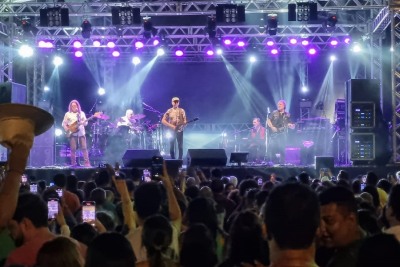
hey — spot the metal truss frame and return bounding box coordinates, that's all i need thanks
[185,122,251,133]
[392,11,400,162]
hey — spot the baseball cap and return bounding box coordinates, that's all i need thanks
[172,97,180,102]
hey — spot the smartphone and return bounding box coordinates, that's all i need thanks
[21,174,28,184]
[30,183,38,193]
[257,178,263,186]
[361,183,366,191]
[49,182,54,187]
[56,188,63,198]
[47,199,59,220]
[82,201,96,224]
[151,156,164,180]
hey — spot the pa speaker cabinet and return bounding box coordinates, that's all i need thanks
[187,149,227,167]
[122,149,161,168]
[0,82,26,104]
[346,79,380,103]
[315,156,334,172]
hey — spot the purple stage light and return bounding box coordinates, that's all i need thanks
[107,41,116,48]
[38,41,47,48]
[266,40,274,46]
[175,50,184,57]
[73,41,82,48]
[289,38,297,45]
[112,51,120,57]
[93,40,101,47]
[308,48,317,55]
[344,37,351,44]
[135,41,144,49]
[206,49,214,56]
[237,41,245,47]
[153,39,160,46]
[271,49,279,55]
[75,51,83,58]
[301,40,309,46]
[330,40,338,46]
[223,39,232,45]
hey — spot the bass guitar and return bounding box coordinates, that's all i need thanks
[268,123,295,138]
[66,112,103,138]
[175,118,199,133]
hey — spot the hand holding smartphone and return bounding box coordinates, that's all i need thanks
[82,201,96,224]
[47,199,59,220]
[30,183,38,193]
[151,156,164,181]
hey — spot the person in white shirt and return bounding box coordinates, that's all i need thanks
[62,100,91,167]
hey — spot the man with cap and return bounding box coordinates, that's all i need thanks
[162,97,187,159]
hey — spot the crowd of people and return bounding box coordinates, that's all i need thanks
[2,137,400,267]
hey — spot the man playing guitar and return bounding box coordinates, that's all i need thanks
[266,100,295,164]
[162,97,187,160]
[62,100,92,167]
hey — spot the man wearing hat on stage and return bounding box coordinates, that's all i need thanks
[162,97,187,160]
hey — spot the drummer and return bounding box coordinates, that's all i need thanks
[117,109,136,128]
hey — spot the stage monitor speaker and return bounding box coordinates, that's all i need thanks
[165,159,183,178]
[229,152,249,166]
[122,149,161,168]
[315,156,334,173]
[187,149,227,167]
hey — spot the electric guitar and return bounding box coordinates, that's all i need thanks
[268,123,295,138]
[65,112,103,138]
[175,118,199,132]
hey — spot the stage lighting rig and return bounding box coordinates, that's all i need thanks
[267,14,278,36]
[81,19,92,39]
[206,15,217,38]
[143,17,157,39]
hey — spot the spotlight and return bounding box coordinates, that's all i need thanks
[112,51,120,57]
[351,43,362,53]
[289,38,297,45]
[271,48,279,55]
[39,7,69,27]
[73,40,82,48]
[74,51,83,58]
[330,39,338,46]
[301,86,308,93]
[53,56,63,67]
[43,86,50,92]
[107,41,116,48]
[249,55,257,63]
[344,37,351,44]
[330,55,337,61]
[206,16,217,38]
[38,41,53,48]
[267,14,278,36]
[215,4,246,23]
[143,17,157,39]
[98,88,106,96]
[266,40,274,46]
[216,48,223,55]
[206,49,214,56]
[308,48,317,55]
[237,41,245,47]
[223,39,232,45]
[157,47,165,56]
[111,7,141,26]
[301,39,309,46]
[21,18,38,36]
[132,56,141,65]
[93,40,101,47]
[18,44,34,58]
[55,128,63,137]
[153,39,160,46]
[175,50,184,57]
[135,41,144,49]
[81,19,92,39]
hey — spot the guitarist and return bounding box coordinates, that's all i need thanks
[266,100,295,164]
[162,97,187,160]
[62,100,91,167]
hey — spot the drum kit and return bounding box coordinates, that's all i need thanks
[89,113,162,159]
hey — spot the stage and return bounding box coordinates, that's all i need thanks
[24,163,400,184]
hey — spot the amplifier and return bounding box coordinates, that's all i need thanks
[298,117,331,131]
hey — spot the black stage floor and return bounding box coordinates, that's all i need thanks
[24,164,400,183]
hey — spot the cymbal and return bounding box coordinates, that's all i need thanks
[98,114,110,120]
[131,114,146,120]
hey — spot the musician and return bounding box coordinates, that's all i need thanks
[62,100,91,167]
[266,100,295,164]
[117,109,136,128]
[248,117,266,162]
[162,97,187,159]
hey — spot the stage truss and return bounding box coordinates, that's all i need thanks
[0,1,399,163]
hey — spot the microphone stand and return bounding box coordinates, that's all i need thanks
[142,103,164,153]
